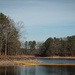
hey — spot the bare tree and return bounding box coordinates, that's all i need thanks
[0,13,21,55]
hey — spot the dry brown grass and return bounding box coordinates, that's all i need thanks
[0,55,75,66]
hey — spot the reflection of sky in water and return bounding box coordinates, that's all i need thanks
[20,66,36,75]
[35,58,75,64]
[0,66,75,75]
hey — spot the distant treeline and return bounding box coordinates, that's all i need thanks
[24,35,75,57]
[1,13,75,56]
[39,36,75,56]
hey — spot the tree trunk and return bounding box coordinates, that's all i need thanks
[5,33,7,56]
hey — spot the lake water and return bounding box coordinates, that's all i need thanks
[0,58,75,75]
[35,58,75,64]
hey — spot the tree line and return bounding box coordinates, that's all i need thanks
[24,36,75,57]
[24,41,36,55]
[0,13,21,55]
[0,13,75,56]
[35,36,75,56]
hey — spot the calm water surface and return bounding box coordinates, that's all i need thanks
[35,58,75,64]
[0,66,75,75]
[0,58,75,75]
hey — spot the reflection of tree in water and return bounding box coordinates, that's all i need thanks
[36,66,75,75]
[0,66,75,75]
[66,66,75,75]
[26,66,36,75]
[0,66,18,75]
[50,66,75,75]
[51,66,75,75]
[19,66,36,75]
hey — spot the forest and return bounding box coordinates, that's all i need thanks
[0,13,20,55]
[24,36,75,57]
[0,13,75,57]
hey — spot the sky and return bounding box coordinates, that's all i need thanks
[0,0,75,42]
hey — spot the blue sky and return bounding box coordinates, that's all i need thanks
[0,0,75,41]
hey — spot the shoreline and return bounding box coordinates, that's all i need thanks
[0,60,75,66]
[0,55,75,66]
[39,56,75,59]
[1,55,75,59]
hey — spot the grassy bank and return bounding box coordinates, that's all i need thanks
[0,60,42,66]
[0,55,75,66]
[0,55,41,66]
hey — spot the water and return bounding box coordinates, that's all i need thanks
[0,58,75,75]
[0,66,75,75]
[35,58,75,64]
